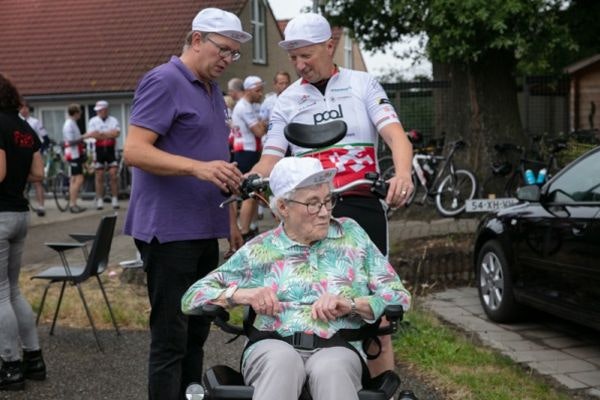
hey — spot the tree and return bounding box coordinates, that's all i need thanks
[325,0,576,173]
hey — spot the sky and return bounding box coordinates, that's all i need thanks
[267,0,432,80]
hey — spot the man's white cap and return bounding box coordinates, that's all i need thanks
[94,100,108,111]
[243,76,264,90]
[279,13,332,50]
[269,157,336,198]
[192,7,252,43]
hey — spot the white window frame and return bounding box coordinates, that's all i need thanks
[251,0,266,64]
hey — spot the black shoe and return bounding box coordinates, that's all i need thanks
[69,205,86,214]
[35,208,46,217]
[0,360,24,391]
[241,228,259,243]
[23,350,46,381]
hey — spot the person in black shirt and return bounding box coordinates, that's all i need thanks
[0,73,46,391]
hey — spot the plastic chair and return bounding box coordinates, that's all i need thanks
[31,214,120,351]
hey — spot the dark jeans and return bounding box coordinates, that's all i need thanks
[135,238,219,400]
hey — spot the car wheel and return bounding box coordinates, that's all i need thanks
[476,240,521,322]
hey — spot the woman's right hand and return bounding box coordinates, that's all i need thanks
[235,287,281,316]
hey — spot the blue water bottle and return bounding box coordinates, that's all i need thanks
[536,168,547,184]
[524,169,536,185]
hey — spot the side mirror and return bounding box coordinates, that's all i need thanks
[516,185,541,202]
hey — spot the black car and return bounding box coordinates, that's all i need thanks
[473,146,600,329]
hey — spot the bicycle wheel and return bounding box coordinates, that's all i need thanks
[434,169,478,217]
[378,155,394,176]
[53,172,70,212]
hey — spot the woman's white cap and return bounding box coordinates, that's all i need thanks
[269,157,336,197]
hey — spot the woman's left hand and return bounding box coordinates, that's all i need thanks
[311,293,351,322]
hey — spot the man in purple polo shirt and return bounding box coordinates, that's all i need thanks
[123,7,250,400]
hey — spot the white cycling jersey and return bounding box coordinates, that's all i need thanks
[263,67,400,189]
[231,98,262,152]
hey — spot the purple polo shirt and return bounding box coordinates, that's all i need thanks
[124,56,231,243]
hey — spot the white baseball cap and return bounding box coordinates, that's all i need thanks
[279,13,332,50]
[192,8,252,43]
[94,100,108,111]
[269,157,336,198]
[243,76,264,90]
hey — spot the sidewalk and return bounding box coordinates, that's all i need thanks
[424,288,600,398]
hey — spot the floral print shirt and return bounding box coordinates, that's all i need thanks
[181,217,411,359]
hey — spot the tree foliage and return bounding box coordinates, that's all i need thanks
[325,0,577,74]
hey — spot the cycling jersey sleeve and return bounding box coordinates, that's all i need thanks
[364,74,400,131]
[239,101,260,129]
[262,99,289,157]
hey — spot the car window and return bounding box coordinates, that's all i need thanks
[547,149,600,203]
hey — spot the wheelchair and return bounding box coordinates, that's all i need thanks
[184,304,418,400]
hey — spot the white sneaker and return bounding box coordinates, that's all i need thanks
[112,197,119,210]
[96,198,104,210]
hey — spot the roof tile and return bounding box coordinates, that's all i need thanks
[0,0,246,95]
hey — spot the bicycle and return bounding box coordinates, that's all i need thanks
[480,136,567,198]
[381,139,478,218]
[24,140,71,212]
[52,143,71,212]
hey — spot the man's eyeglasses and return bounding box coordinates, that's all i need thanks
[206,36,241,62]
[286,196,336,215]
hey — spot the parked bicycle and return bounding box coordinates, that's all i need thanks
[381,139,478,218]
[23,139,72,212]
[480,135,568,198]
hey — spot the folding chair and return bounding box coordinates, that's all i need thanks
[31,214,120,351]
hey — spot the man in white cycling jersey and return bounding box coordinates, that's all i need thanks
[250,12,413,378]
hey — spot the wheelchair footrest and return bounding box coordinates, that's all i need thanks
[203,365,402,400]
[204,365,254,399]
[358,370,401,400]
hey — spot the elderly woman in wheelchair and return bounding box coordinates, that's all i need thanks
[182,157,412,400]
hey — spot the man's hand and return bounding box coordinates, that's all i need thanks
[191,160,243,194]
[311,293,351,322]
[234,287,281,316]
[385,172,414,208]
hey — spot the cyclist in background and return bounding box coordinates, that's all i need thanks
[86,100,121,210]
[250,12,413,378]
[62,103,90,214]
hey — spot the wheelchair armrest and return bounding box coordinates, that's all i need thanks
[45,242,87,253]
[69,233,96,243]
[186,304,230,320]
[383,305,404,321]
[186,304,246,336]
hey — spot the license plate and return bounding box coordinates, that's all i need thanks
[465,198,519,212]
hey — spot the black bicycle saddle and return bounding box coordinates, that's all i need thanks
[284,121,347,148]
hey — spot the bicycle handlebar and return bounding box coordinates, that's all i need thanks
[219,172,389,208]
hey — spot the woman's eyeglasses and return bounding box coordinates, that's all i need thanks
[286,196,336,215]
